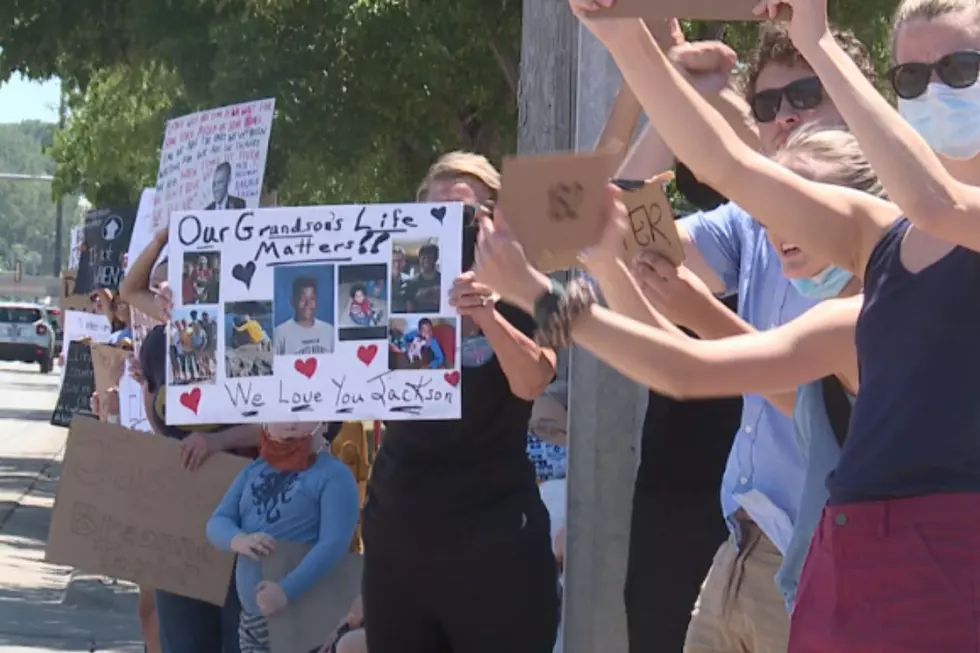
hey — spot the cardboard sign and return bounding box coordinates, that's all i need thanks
[90,343,128,406]
[46,417,248,605]
[500,147,622,271]
[261,543,364,653]
[590,0,790,21]
[165,204,464,425]
[51,340,96,427]
[59,270,103,325]
[75,206,137,295]
[613,177,685,265]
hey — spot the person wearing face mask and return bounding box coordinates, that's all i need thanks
[206,421,359,653]
[361,151,559,653]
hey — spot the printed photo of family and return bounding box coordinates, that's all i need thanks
[390,238,442,314]
[182,252,221,305]
[272,264,336,356]
[225,301,274,378]
[388,317,456,371]
[169,307,219,385]
[338,264,388,342]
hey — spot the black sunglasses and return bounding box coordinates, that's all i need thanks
[886,51,980,100]
[750,77,824,123]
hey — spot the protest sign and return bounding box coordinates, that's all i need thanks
[59,270,103,321]
[90,343,128,408]
[46,417,247,605]
[68,225,85,270]
[60,309,111,384]
[499,147,622,271]
[165,203,464,425]
[612,176,685,265]
[261,543,363,653]
[589,0,789,21]
[150,98,275,233]
[51,341,96,427]
[75,206,137,295]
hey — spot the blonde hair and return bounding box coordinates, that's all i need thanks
[891,0,980,58]
[416,151,501,202]
[773,124,888,200]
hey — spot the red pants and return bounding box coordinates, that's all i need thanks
[789,492,980,653]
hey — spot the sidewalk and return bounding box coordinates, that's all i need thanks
[0,423,144,652]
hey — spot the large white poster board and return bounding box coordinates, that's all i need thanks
[150,98,276,232]
[165,203,463,424]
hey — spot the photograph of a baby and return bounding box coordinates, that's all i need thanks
[337,264,388,342]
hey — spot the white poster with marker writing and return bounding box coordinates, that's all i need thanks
[59,310,111,384]
[150,98,275,233]
[165,203,463,424]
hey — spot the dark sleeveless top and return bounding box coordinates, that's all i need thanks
[828,217,980,504]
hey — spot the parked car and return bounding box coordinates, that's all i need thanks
[47,307,64,356]
[0,303,56,373]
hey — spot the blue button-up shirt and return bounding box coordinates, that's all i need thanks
[680,203,815,553]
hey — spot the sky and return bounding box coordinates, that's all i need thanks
[0,74,59,124]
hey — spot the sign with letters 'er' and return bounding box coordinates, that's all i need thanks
[46,417,247,605]
[165,203,464,425]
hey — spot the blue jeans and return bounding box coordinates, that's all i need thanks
[155,575,241,653]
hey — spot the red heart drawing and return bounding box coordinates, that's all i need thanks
[294,358,317,379]
[357,344,378,366]
[180,387,202,414]
[444,370,461,387]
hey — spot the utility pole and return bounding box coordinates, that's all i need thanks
[52,81,66,277]
[518,3,645,653]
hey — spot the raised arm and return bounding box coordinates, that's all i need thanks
[768,0,980,252]
[119,229,168,322]
[279,467,360,604]
[573,12,894,277]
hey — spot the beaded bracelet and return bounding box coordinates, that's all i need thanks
[533,277,597,349]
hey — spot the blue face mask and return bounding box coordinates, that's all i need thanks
[898,82,980,160]
[789,265,853,300]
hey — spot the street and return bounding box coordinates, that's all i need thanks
[0,362,143,652]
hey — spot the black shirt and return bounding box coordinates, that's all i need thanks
[366,302,539,523]
[829,217,980,503]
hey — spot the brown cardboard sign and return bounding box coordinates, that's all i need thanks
[46,417,248,605]
[500,146,622,272]
[59,270,103,326]
[90,343,128,406]
[612,176,685,265]
[591,0,790,21]
[262,543,364,653]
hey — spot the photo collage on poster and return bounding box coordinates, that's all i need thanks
[165,202,463,424]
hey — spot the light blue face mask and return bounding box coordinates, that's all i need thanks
[789,265,853,299]
[898,82,980,160]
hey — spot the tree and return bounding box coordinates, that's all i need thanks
[0,122,80,274]
[1,0,899,208]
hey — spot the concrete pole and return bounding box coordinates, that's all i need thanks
[562,27,648,653]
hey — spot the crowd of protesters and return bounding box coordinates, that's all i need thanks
[73,0,980,650]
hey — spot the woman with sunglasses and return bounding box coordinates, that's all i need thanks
[560,0,980,650]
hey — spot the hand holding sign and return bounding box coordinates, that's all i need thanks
[473,215,551,313]
[753,0,824,44]
[632,252,716,328]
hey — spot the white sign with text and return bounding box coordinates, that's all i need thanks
[165,203,463,424]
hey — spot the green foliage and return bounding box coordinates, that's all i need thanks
[1,0,899,209]
[0,121,80,275]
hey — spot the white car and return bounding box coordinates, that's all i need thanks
[0,302,56,373]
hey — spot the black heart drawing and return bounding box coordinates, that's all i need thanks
[232,261,256,289]
[430,206,447,224]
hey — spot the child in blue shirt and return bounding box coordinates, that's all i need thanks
[207,421,360,653]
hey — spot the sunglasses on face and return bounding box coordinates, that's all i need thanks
[750,77,824,124]
[886,50,980,100]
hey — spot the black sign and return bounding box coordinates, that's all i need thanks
[51,340,96,427]
[74,205,136,295]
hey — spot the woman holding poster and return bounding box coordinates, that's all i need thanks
[357,152,561,653]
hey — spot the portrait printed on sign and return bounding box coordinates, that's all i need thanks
[165,202,464,424]
[273,264,336,356]
[388,316,457,371]
[389,238,443,314]
[150,98,275,232]
[182,252,221,305]
[337,264,388,342]
[168,306,219,386]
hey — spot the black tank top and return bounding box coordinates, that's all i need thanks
[828,217,980,504]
